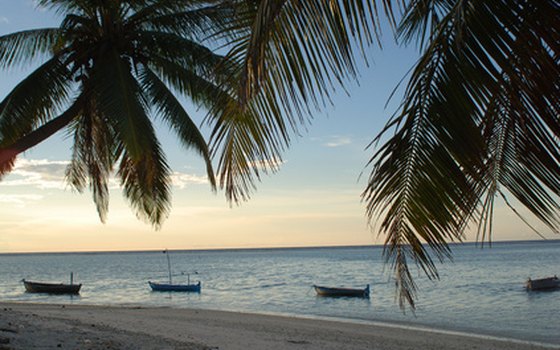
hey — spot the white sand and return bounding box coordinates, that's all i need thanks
[0,302,557,350]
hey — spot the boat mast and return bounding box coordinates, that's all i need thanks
[165,249,172,284]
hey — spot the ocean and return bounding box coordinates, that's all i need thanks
[1,240,559,345]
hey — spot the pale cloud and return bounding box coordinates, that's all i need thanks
[0,194,43,207]
[0,17,8,24]
[324,136,352,148]
[171,205,229,217]
[0,158,209,190]
[170,172,209,188]
[1,158,69,189]
[249,157,286,171]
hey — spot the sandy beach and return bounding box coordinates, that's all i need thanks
[0,302,557,350]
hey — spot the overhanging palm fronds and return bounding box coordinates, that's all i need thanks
[209,0,392,203]
[364,0,560,309]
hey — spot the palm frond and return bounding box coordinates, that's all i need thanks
[0,57,72,146]
[209,95,287,202]
[364,0,560,309]
[66,97,118,223]
[117,145,172,228]
[232,0,378,107]
[141,67,216,189]
[0,28,62,68]
[130,1,233,40]
[89,48,171,227]
[0,98,83,178]
[207,0,394,203]
[135,30,224,79]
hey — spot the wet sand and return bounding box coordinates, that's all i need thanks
[0,302,557,350]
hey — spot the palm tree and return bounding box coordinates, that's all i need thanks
[213,0,559,309]
[1,0,558,310]
[0,0,248,226]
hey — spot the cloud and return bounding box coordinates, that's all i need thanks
[324,136,352,147]
[0,194,43,207]
[249,157,286,171]
[1,159,69,189]
[170,172,210,189]
[0,158,210,190]
[0,17,8,24]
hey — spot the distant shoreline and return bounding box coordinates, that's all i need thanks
[1,238,558,255]
[1,302,559,349]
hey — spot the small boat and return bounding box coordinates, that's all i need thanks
[148,281,201,292]
[22,280,81,294]
[148,249,201,293]
[313,284,370,298]
[526,276,560,291]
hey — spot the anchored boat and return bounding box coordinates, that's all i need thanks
[148,281,201,292]
[148,249,201,293]
[22,273,81,294]
[313,284,370,298]
[526,276,559,291]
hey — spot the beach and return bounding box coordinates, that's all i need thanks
[0,302,557,350]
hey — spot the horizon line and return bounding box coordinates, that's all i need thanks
[0,238,555,255]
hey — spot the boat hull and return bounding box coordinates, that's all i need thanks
[148,281,201,292]
[313,284,369,298]
[526,276,560,291]
[23,280,81,294]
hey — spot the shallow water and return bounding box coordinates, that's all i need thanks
[1,240,559,345]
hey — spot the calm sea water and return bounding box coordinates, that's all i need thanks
[1,240,559,345]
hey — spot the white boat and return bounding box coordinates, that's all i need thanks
[526,276,560,291]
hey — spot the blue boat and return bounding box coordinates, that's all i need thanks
[313,284,370,298]
[148,281,201,292]
[148,249,201,293]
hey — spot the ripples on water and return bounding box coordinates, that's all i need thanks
[0,240,559,345]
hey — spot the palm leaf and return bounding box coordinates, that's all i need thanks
[140,67,216,189]
[364,0,560,309]
[0,57,71,146]
[0,28,61,68]
[0,98,83,177]
[130,1,233,40]
[89,48,172,227]
[66,97,119,222]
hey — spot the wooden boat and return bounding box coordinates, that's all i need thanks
[149,249,201,293]
[148,281,201,292]
[22,279,81,294]
[313,284,370,298]
[526,276,560,291]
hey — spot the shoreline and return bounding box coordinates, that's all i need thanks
[251,310,560,349]
[1,302,558,350]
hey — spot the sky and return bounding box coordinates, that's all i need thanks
[0,1,554,253]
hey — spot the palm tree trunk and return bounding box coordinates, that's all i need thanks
[0,104,80,175]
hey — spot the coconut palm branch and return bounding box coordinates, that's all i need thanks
[363,0,560,309]
[208,0,397,202]
[0,0,245,226]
